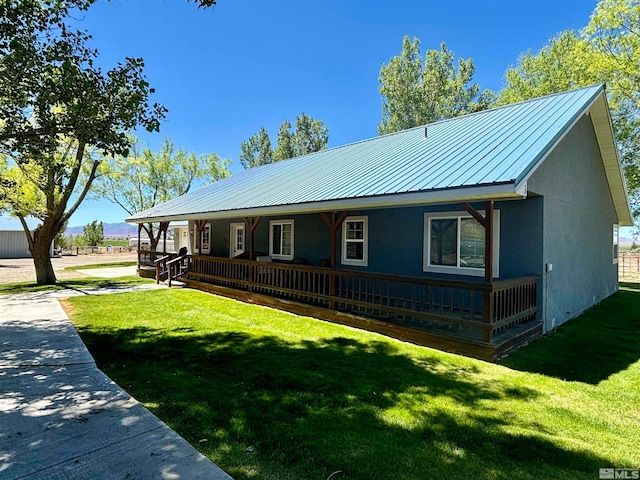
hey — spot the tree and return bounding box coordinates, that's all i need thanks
[273,120,294,161]
[496,0,640,218]
[378,36,493,134]
[239,126,273,168]
[83,220,104,246]
[0,1,165,284]
[92,137,231,251]
[292,113,329,156]
[243,114,330,167]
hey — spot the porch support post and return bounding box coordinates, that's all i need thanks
[244,217,261,260]
[137,223,142,269]
[320,211,350,310]
[320,211,350,268]
[159,221,170,254]
[244,217,261,292]
[194,220,207,255]
[460,201,494,283]
[461,201,494,342]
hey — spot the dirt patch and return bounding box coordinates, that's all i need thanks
[0,252,138,284]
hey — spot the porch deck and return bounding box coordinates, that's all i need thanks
[151,254,541,361]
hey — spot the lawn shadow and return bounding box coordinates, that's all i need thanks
[77,325,610,480]
[501,286,640,384]
[0,278,151,295]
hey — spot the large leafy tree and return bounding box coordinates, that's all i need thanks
[292,112,329,157]
[378,36,493,134]
[242,114,330,167]
[92,138,231,251]
[0,1,165,284]
[496,0,640,218]
[239,126,273,169]
[273,119,294,161]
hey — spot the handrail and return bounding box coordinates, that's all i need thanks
[154,254,174,284]
[188,255,519,292]
[166,254,190,287]
[154,254,172,264]
[182,255,539,343]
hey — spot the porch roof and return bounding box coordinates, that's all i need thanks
[128,84,633,225]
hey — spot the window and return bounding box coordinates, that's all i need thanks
[270,220,294,260]
[193,223,211,255]
[342,216,368,266]
[613,224,619,264]
[423,211,500,277]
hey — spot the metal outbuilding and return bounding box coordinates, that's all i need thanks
[0,217,44,259]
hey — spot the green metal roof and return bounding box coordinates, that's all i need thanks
[128,84,633,225]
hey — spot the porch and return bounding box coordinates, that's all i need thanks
[150,253,541,361]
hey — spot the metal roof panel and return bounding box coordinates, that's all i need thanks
[129,85,627,222]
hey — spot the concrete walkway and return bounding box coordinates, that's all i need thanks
[0,285,232,480]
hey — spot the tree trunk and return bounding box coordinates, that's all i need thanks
[31,233,56,284]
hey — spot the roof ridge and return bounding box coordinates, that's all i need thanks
[290,83,606,157]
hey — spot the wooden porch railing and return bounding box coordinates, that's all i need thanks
[138,249,165,268]
[179,255,538,343]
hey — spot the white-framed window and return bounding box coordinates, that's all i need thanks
[193,223,211,255]
[342,216,368,266]
[423,210,500,277]
[269,219,294,260]
[613,224,619,264]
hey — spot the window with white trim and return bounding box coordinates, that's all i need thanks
[613,224,619,264]
[342,216,368,266]
[270,220,294,260]
[193,223,211,255]
[423,211,500,277]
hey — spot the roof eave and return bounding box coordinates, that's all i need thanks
[125,182,524,224]
[589,92,634,226]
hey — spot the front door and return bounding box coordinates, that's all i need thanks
[230,223,245,258]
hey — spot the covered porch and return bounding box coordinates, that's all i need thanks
[180,256,539,361]
[144,201,541,361]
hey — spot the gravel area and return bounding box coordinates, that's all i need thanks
[0,252,138,284]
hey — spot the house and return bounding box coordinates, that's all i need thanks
[0,217,53,259]
[127,84,632,360]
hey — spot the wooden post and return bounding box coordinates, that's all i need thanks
[483,201,493,283]
[320,211,350,309]
[244,217,261,292]
[160,221,169,254]
[137,223,142,269]
[461,201,495,342]
[194,220,207,255]
[460,201,494,283]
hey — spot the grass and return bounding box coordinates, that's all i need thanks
[0,276,152,295]
[66,286,640,480]
[64,261,137,271]
[100,240,130,247]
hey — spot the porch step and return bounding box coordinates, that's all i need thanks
[137,266,156,279]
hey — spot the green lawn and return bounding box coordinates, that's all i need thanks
[64,261,137,271]
[67,286,640,480]
[0,276,151,295]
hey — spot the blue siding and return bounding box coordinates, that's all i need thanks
[528,114,619,329]
[193,201,543,289]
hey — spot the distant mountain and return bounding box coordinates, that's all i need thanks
[65,222,139,238]
[621,236,634,246]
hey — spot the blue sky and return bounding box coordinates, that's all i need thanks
[70,0,604,228]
